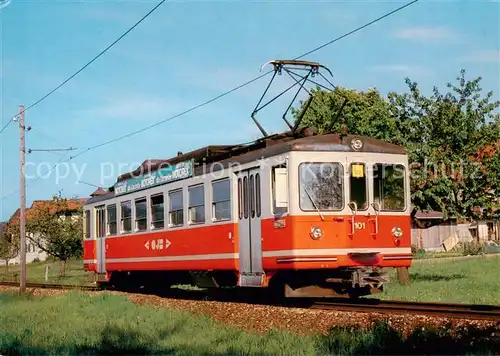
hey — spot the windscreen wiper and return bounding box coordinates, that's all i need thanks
[303,186,325,221]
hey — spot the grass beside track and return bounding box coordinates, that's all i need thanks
[0,259,93,286]
[381,255,500,305]
[0,291,498,355]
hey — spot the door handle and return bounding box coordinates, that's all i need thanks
[370,202,380,237]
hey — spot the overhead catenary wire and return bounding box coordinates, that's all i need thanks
[294,0,419,60]
[77,0,420,153]
[0,0,167,137]
[0,119,15,135]
[0,0,419,202]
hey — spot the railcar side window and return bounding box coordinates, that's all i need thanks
[169,189,184,226]
[243,176,248,219]
[188,184,205,224]
[255,173,261,218]
[106,205,117,235]
[349,163,368,210]
[250,175,255,218]
[135,198,148,232]
[212,179,231,221]
[95,205,106,238]
[84,210,91,239]
[121,201,132,233]
[238,178,243,219]
[299,163,344,211]
[373,163,406,211]
[151,194,165,229]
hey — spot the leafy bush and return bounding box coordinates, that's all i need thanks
[451,242,485,256]
[412,247,426,259]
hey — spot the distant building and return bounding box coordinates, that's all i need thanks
[412,210,500,251]
[1,198,87,265]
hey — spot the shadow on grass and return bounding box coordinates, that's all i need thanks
[1,323,277,356]
[410,273,466,282]
[317,320,500,355]
[0,292,37,305]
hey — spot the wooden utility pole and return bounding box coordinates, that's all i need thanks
[19,105,26,293]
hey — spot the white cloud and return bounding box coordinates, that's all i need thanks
[393,26,458,42]
[463,50,500,63]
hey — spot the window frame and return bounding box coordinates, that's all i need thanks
[95,205,106,238]
[243,176,249,219]
[212,178,231,222]
[106,204,117,236]
[188,184,205,225]
[255,173,261,218]
[150,193,165,230]
[372,163,407,212]
[168,188,184,227]
[134,197,148,232]
[298,162,345,212]
[120,200,132,234]
[348,162,368,211]
[84,210,91,239]
[271,164,288,215]
[238,178,243,219]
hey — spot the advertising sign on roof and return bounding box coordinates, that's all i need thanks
[114,160,193,196]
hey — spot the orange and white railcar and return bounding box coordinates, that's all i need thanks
[83,131,412,297]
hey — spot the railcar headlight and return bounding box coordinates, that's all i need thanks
[392,226,403,238]
[310,226,324,240]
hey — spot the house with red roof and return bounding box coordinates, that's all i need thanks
[2,197,87,265]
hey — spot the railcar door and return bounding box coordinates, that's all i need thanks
[346,158,372,241]
[95,205,107,275]
[236,168,264,287]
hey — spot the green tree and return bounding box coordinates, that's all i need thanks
[8,193,84,276]
[27,193,83,276]
[388,70,500,220]
[292,69,500,221]
[292,86,401,143]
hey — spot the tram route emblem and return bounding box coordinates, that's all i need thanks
[145,238,171,251]
[350,138,363,151]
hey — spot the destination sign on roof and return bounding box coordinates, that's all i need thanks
[114,160,193,196]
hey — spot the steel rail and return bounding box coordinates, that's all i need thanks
[310,298,500,321]
[0,281,100,291]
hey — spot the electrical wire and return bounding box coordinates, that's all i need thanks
[294,0,419,60]
[0,0,167,137]
[76,0,419,153]
[0,117,15,134]
[1,0,418,201]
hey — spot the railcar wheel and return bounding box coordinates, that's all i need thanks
[266,277,286,305]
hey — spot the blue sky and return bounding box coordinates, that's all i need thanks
[1,0,499,221]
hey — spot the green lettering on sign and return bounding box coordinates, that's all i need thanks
[114,160,193,196]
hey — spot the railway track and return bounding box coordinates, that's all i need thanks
[1,281,499,321]
[311,299,500,321]
[0,281,100,291]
